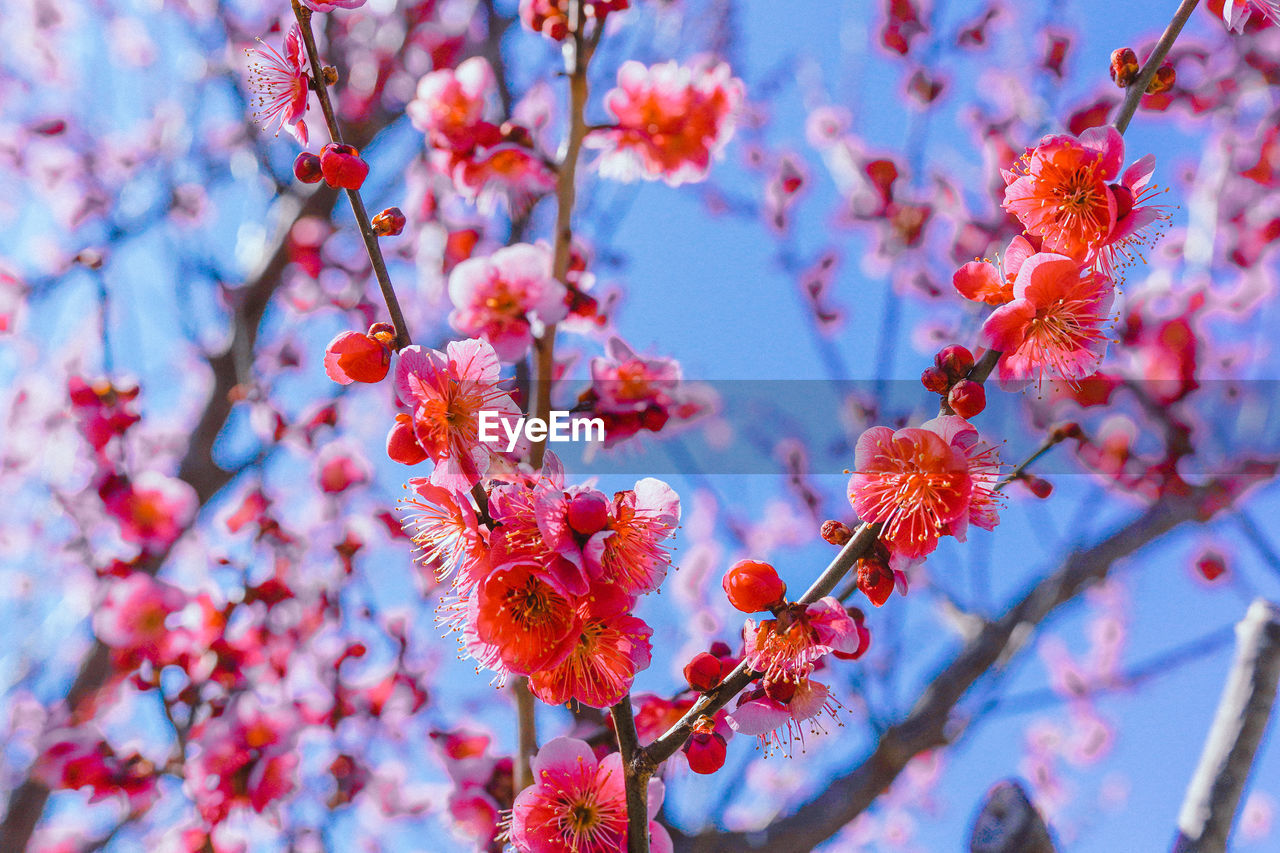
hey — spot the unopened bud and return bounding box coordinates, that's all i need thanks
[372,207,406,237]
[821,520,853,546]
[1109,47,1140,88]
[1146,63,1175,95]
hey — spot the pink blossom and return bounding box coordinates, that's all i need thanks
[980,252,1116,388]
[590,58,744,186]
[1222,0,1280,32]
[509,737,671,853]
[589,337,681,415]
[952,235,1036,306]
[407,57,498,153]
[100,471,198,552]
[450,144,556,214]
[528,583,653,708]
[93,572,185,662]
[741,597,863,684]
[35,730,158,811]
[394,337,523,490]
[488,475,592,596]
[920,415,1003,539]
[245,26,310,145]
[447,243,568,361]
[301,0,368,10]
[725,677,842,757]
[596,478,681,595]
[848,426,973,560]
[400,478,488,586]
[185,701,299,824]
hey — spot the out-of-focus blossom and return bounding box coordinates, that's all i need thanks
[590,59,744,185]
[447,244,567,362]
[99,472,198,552]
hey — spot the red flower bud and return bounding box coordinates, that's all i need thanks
[708,641,734,660]
[1146,63,1175,96]
[1196,550,1227,582]
[372,207,406,237]
[921,365,950,394]
[386,413,428,466]
[567,492,609,536]
[683,731,727,775]
[683,653,723,693]
[293,152,324,184]
[947,379,986,419]
[1021,474,1054,499]
[821,520,853,546]
[641,404,669,432]
[1109,47,1140,88]
[935,344,975,381]
[722,560,787,613]
[855,556,895,607]
[324,331,390,385]
[320,143,369,191]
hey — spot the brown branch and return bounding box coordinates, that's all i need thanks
[513,676,538,790]
[1172,599,1280,852]
[290,0,413,351]
[1111,0,1201,135]
[668,466,1277,852]
[530,0,595,469]
[612,696,652,853]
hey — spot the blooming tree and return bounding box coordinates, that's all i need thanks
[2,0,1280,851]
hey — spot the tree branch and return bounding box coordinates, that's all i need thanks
[669,465,1277,852]
[1172,599,1280,852]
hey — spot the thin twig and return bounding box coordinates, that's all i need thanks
[290,1,413,350]
[1112,0,1201,134]
[529,0,596,469]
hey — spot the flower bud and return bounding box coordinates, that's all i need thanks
[722,560,787,613]
[641,404,669,432]
[320,143,369,191]
[1020,474,1054,499]
[567,492,609,536]
[386,413,428,465]
[293,151,324,183]
[821,520,853,546]
[947,379,986,419]
[1109,47,1139,88]
[921,365,950,394]
[683,731,727,775]
[935,344,975,381]
[855,555,895,607]
[708,641,734,660]
[372,207,406,237]
[324,331,390,384]
[1146,64,1175,95]
[1196,550,1227,582]
[683,653,723,693]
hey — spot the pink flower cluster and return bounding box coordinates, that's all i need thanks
[185,701,299,824]
[448,243,568,361]
[403,459,679,709]
[520,0,630,40]
[408,57,555,211]
[589,58,744,186]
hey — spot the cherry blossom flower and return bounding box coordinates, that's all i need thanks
[597,478,681,595]
[1095,153,1170,276]
[487,475,593,596]
[1221,0,1280,32]
[980,252,1116,388]
[921,415,1003,539]
[952,235,1036,306]
[1003,127,1124,261]
[407,57,498,153]
[185,702,299,824]
[400,478,488,586]
[447,243,568,362]
[246,26,310,145]
[450,144,556,215]
[725,677,842,756]
[590,58,744,186]
[35,730,158,811]
[473,562,581,675]
[528,583,653,708]
[393,338,523,490]
[848,426,973,560]
[509,737,672,853]
[93,572,186,663]
[99,472,198,552]
[741,597,863,684]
